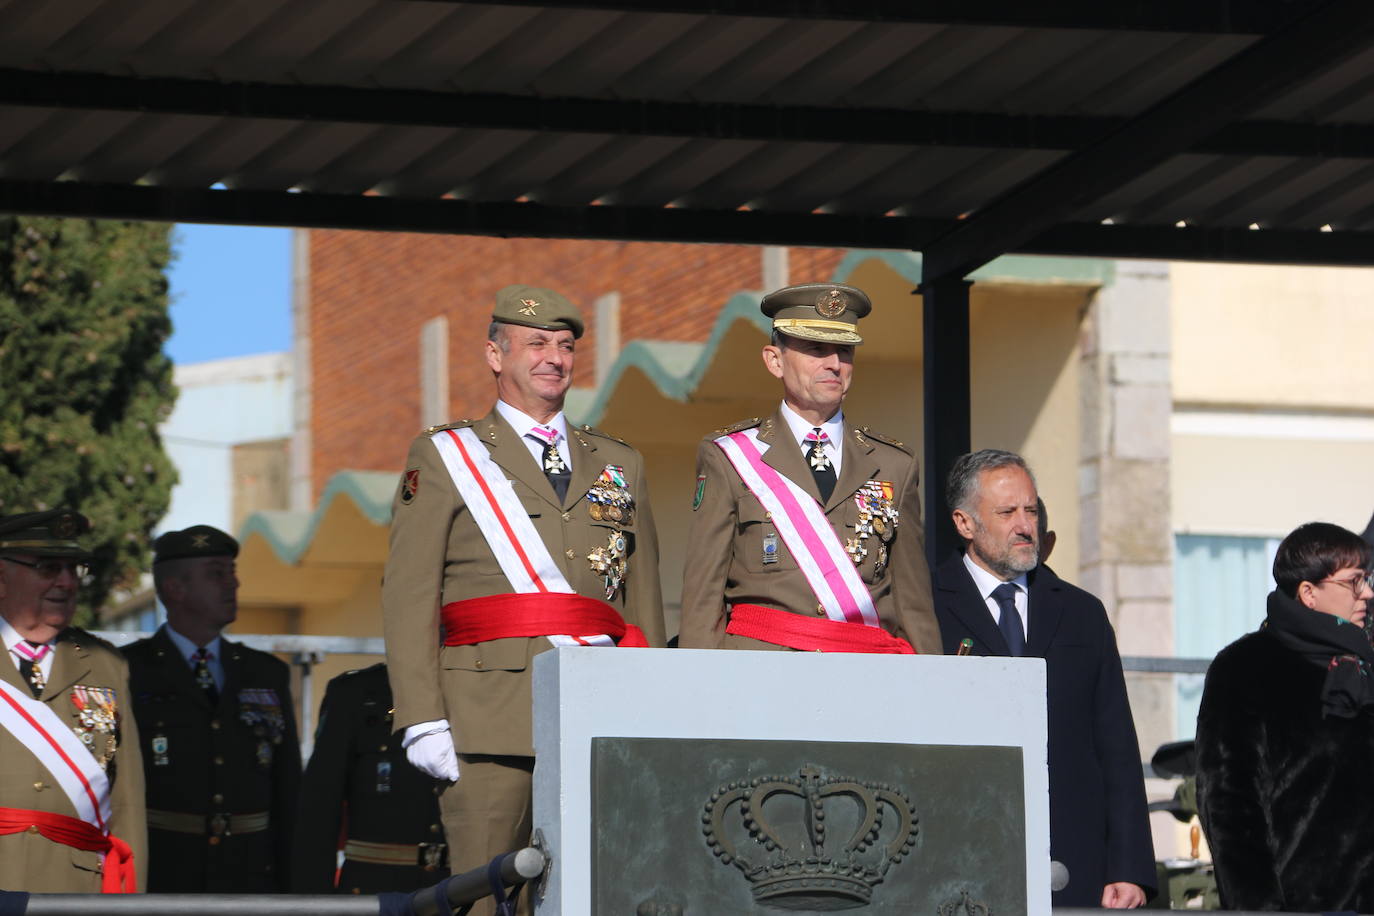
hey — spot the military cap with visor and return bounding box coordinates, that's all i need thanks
[154,525,239,564]
[492,284,585,339]
[0,508,93,560]
[761,282,871,346]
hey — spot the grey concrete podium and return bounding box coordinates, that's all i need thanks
[532,648,1049,915]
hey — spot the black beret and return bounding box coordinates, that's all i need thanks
[154,525,239,564]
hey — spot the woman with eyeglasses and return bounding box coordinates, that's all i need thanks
[1195,521,1374,912]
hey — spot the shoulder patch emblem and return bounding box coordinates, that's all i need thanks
[400,468,420,504]
[693,475,707,510]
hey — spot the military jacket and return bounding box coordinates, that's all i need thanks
[679,408,941,653]
[292,664,447,894]
[123,627,301,892]
[382,408,666,757]
[0,627,147,893]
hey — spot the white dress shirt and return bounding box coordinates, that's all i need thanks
[164,622,226,692]
[778,401,844,477]
[0,616,55,683]
[962,552,1030,638]
[495,400,572,470]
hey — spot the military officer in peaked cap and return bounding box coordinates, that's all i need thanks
[383,284,665,914]
[123,525,301,892]
[292,663,448,894]
[0,509,146,892]
[680,283,941,654]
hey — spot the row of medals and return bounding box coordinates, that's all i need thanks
[586,473,632,599]
[71,685,118,768]
[844,481,899,576]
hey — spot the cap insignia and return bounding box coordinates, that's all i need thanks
[50,514,80,539]
[518,298,540,316]
[815,288,848,318]
[191,533,210,548]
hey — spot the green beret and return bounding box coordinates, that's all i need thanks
[154,525,239,564]
[761,282,872,345]
[492,285,585,339]
[0,509,92,559]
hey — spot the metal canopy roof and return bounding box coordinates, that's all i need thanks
[5,0,1374,278]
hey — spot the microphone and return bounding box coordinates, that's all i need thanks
[1049,860,1070,892]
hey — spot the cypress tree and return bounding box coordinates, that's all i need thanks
[0,216,178,620]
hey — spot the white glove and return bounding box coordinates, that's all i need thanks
[402,720,460,782]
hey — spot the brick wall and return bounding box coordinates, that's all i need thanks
[308,231,844,496]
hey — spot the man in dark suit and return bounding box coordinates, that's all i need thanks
[932,449,1154,908]
[123,525,301,892]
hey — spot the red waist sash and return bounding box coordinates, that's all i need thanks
[0,807,136,893]
[441,593,648,647]
[726,603,915,654]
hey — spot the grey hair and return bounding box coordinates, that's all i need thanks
[945,449,1036,514]
[487,321,510,352]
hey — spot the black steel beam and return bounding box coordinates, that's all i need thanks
[921,276,973,569]
[5,179,1374,266]
[919,0,1374,282]
[6,67,1374,160]
[414,0,1319,33]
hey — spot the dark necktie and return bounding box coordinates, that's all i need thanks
[12,641,49,698]
[805,428,836,503]
[992,583,1025,656]
[192,647,219,704]
[529,427,570,503]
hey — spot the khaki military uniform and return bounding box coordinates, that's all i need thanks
[383,409,665,900]
[0,628,147,892]
[679,408,940,653]
[291,664,447,894]
[123,627,300,892]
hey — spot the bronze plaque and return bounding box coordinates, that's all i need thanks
[590,738,1026,914]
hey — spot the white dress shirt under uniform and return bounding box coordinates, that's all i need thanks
[0,616,55,683]
[495,400,572,471]
[777,401,844,478]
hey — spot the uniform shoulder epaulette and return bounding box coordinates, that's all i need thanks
[422,419,476,436]
[66,627,119,654]
[577,424,629,446]
[858,426,912,454]
[713,417,762,436]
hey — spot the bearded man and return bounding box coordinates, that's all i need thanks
[932,449,1155,909]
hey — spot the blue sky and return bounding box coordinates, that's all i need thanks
[165,224,293,365]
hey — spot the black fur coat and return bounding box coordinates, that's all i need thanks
[1196,628,1374,911]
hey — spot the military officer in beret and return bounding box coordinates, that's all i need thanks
[292,664,447,894]
[383,284,665,913]
[680,283,941,654]
[0,509,146,893]
[123,525,301,892]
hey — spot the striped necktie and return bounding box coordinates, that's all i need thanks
[528,426,570,502]
[12,640,51,698]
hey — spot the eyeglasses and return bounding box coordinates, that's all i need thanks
[1318,571,1374,597]
[1,557,90,579]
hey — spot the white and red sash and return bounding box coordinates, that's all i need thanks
[715,429,880,628]
[430,426,615,647]
[0,678,111,833]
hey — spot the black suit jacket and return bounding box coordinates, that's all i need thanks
[933,555,1156,907]
[124,627,301,892]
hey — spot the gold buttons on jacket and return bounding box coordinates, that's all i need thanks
[27,825,38,834]
[212,794,224,805]
[33,782,45,791]
[474,660,483,670]
[213,755,224,765]
[210,719,221,730]
[429,823,441,834]
[565,548,576,560]
[561,512,571,521]
[816,604,826,616]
